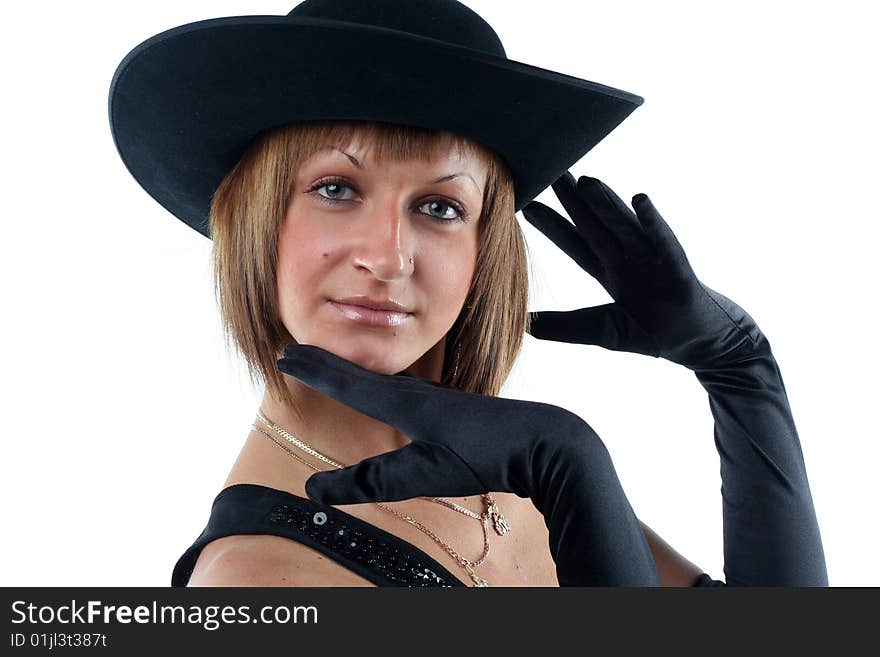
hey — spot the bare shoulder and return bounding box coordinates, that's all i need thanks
[186,444,378,586]
[187,534,376,587]
[186,535,292,587]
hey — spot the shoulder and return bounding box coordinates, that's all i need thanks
[186,535,294,586]
[187,534,376,587]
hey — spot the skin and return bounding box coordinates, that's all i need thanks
[258,136,486,469]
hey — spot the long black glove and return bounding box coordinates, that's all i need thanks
[276,343,662,586]
[521,172,828,586]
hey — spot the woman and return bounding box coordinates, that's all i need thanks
[108,0,828,587]
[189,119,566,587]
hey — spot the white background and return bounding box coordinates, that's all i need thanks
[1,0,877,586]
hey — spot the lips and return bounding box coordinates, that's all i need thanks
[328,299,413,327]
[332,296,412,312]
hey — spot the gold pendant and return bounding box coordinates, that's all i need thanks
[488,501,511,536]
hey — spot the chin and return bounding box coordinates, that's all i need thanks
[316,339,414,375]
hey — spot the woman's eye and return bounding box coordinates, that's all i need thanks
[418,199,465,222]
[313,180,355,202]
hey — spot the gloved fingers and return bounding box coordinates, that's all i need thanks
[521,199,604,281]
[529,304,661,357]
[276,343,454,440]
[631,193,694,273]
[277,343,542,448]
[304,441,488,505]
[528,308,603,343]
[549,171,624,263]
[574,176,657,263]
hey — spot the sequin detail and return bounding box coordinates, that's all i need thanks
[269,503,455,587]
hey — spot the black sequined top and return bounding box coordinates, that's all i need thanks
[171,483,467,587]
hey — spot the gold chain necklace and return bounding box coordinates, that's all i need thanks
[253,409,511,587]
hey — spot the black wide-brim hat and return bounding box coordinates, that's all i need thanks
[108,0,644,239]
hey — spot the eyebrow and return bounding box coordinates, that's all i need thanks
[329,147,481,194]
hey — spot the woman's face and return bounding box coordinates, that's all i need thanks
[276,140,485,376]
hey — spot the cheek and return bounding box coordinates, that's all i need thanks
[422,237,478,317]
[275,221,327,313]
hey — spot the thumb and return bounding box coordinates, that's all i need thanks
[529,305,617,347]
[304,441,486,505]
[530,304,660,357]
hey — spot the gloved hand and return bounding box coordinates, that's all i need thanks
[522,173,828,586]
[521,172,763,370]
[276,343,662,587]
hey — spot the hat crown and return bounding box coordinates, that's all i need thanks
[287,0,506,57]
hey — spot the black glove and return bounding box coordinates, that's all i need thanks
[521,173,828,585]
[276,343,662,586]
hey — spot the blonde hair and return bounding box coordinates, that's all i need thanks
[209,120,531,409]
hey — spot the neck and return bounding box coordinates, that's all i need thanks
[257,339,447,469]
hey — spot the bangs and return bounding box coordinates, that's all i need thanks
[282,119,493,172]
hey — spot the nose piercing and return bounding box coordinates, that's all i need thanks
[409,256,414,264]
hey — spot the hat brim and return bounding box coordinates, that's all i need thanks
[109,15,644,238]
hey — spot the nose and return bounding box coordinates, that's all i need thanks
[350,201,414,281]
